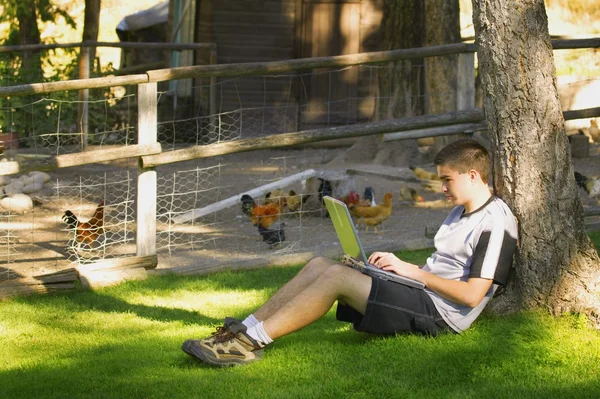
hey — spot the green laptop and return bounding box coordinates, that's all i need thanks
[323,196,424,289]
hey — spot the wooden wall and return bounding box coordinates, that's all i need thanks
[193,0,385,132]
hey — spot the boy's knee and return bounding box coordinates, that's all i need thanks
[306,256,333,269]
[319,263,347,280]
[303,256,337,276]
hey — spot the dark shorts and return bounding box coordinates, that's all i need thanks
[336,277,454,336]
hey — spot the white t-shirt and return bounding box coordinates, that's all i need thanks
[422,196,518,332]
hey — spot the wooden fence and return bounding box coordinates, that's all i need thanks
[1,38,599,297]
[1,41,218,147]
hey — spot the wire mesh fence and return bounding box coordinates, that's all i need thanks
[0,45,599,284]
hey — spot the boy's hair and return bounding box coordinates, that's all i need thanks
[434,139,490,183]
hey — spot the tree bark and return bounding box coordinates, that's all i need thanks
[332,0,425,167]
[472,0,600,324]
[83,0,101,70]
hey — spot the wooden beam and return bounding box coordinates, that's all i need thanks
[56,143,162,168]
[383,122,487,142]
[563,107,600,121]
[76,254,158,273]
[146,43,475,82]
[0,74,149,98]
[0,41,217,53]
[551,38,600,50]
[0,144,162,175]
[1,37,598,98]
[142,108,485,168]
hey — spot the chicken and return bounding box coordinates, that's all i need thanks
[339,191,360,207]
[264,189,286,209]
[410,165,440,181]
[316,178,334,217]
[400,186,425,203]
[258,223,286,248]
[349,187,376,210]
[362,186,376,206]
[240,194,284,229]
[574,171,600,197]
[318,178,333,203]
[286,189,310,214]
[352,193,393,233]
[590,119,600,142]
[62,200,105,250]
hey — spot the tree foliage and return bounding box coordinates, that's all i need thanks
[0,0,75,46]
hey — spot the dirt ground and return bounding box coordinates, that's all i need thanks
[2,141,600,281]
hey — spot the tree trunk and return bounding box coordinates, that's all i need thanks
[332,0,425,167]
[472,0,600,324]
[424,0,464,155]
[83,0,101,70]
[16,0,42,79]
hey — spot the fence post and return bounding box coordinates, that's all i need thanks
[136,83,158,257]
[457,52,475,111]
[78,46,90,149]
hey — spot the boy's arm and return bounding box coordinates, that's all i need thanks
[368,252,493,307]
[412,270,493,308]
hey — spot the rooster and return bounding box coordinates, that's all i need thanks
[352,193,393,233]
[339,191,360,208]
[62,200,105,250]
[258,223,286,248]
[348,187,376,212]
[317,178,333,217]
[241,194,284,229]
[361,186,376,206]
[574,171,600,197]
[317,178,333,204]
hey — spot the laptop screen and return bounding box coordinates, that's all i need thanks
[323,196,368,265]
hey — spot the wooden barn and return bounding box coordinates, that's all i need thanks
[168,0,387,133]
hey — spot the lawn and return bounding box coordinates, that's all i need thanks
[1,244,599,399]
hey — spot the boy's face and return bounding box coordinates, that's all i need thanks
[436,164,473,207]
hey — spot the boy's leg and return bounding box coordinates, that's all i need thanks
[185,256,340,341]
[263,263,371,339]
[253,256,339,322]
[184,264,371,366]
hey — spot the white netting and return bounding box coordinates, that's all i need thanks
[0,47,599,281]
[55,170,136,263]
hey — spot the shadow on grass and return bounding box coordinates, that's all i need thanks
[3,264,599,398]
[1,311,598,399]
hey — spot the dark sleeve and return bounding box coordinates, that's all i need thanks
[469,230,517,287]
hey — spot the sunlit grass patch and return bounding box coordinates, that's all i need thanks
[1,245,599,398]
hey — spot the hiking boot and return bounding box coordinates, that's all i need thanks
[183,323,266,367]
[181,317,242,358]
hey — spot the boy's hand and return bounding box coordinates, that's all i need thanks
[368,252,420,279]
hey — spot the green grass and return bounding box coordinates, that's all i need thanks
[1,245,600,399]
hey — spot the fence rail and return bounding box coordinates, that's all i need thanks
[1,38,599,296]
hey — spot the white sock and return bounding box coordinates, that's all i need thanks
[242,314,259,329]
[246,321,273,345]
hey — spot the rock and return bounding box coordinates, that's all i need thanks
[0,193,34,213]
[22,181,44,194]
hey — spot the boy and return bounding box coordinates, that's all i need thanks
[182,139,518,367]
